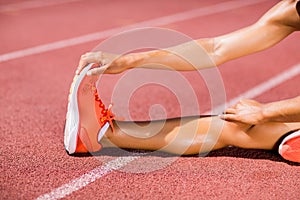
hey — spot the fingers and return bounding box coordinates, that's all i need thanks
[87,65,109,76]
[219,114,238,122]
[224,108,236,114]
[221,103,241,122]
[221,107,240,122]
[77,51,124,75]
[223,100,249,114]
[77,51,103,74]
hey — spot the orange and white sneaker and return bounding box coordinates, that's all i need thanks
[278,130,300,163]
[64,63,115,154]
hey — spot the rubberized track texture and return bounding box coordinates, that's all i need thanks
[0,0,300,199]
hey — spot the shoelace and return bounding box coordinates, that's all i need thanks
[94,89,115,133]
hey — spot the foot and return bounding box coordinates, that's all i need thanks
[278,130,300,163]
[64,63,114,154]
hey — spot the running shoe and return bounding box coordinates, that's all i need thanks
[64,63,115,154]
[278,130,300,163]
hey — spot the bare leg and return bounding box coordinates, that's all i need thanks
[100,116,300,155]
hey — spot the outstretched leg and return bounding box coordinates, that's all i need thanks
[64,65,300,160]
[101,117,300,155]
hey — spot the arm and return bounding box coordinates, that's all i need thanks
[221,96,300,124]
[135,0,300,70]
[82,0,300,75]
[213,0,300,64]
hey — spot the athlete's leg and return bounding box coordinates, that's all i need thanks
[101,116,238,155]
[227,121,300,150]
[101,117,300,155]
[65,64,300,156]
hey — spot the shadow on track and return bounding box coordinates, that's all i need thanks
[69,147,299,166]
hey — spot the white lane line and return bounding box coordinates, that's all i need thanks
[35,156,138,200]
[0,0,270,63]
[209,63,300,114]
[0,0,82,12]
[35,63,300,200]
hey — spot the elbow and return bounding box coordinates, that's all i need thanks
[197,38,226,66]
[211,37,231,66]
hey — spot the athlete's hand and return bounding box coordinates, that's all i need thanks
[77,51,141,75]
[77,51,116,74]
[221,99,266,125]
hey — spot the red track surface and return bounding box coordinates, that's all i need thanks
[1,0,300,199]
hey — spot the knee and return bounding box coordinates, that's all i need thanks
[221,122,253,148]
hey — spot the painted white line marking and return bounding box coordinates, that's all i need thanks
[0,0,82,12]
[0,0,270,63]
[36,63,300,200]
[36,156,138,200]
[209,63,300,114]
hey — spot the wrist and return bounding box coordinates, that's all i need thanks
[260,107,270,123]
[261,103,277,123]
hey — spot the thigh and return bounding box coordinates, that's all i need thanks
[233,122,300,150]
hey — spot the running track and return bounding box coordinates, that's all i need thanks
[1,0,300,199]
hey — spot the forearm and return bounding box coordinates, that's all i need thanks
[262,96,300,123]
